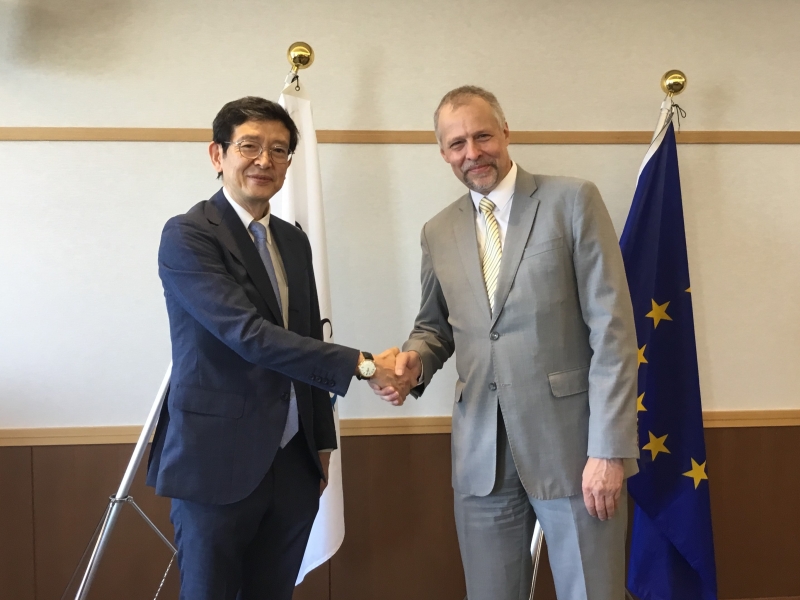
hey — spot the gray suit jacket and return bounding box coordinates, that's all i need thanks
[403,167,639,499]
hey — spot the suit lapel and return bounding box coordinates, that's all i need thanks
[491,169,539,327]
[206,190,283,325]
[452,193,492,319]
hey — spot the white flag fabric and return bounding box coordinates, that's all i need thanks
[275,74,345,584]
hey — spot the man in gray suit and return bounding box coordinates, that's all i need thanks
[373,86,639,600]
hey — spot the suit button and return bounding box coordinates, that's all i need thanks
[489,382,497,391]
[281,393,289,401]
[323,378,330,385]
[490,332,500,341]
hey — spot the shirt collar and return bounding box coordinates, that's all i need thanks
[222,187,272,242]
[470,162,518,211]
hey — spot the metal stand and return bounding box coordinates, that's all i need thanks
[528,520,544,600]
[69,364,174,600]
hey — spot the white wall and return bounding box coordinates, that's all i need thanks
[1,0,798,427]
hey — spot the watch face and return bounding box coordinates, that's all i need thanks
[360,360,377,378]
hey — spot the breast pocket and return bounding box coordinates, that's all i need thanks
[521,237,564,259]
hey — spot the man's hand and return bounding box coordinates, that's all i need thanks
[582,457,624,520]
[371,347,401,386]
[369,350,422,406]
[318,451,331,498]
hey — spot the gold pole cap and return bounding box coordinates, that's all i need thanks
[288,42,314,73]
[661,70,687,96]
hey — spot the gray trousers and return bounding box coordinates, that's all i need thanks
[454,414,627,600]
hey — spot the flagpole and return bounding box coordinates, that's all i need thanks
[278,42,350,584]
[651,70,687,142]
[652,97,674,143]
[626,70,693,600]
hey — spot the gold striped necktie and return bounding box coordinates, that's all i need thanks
[479,197,502,312]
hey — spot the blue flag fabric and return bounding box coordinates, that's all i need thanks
[620,122,718,600]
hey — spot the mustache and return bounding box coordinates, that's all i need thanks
[461,159,497,176]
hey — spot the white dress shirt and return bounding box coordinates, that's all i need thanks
[469,161,518,255]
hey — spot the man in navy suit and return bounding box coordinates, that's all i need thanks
[147,97,402,600]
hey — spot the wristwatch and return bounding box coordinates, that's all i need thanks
[357,351,377,380]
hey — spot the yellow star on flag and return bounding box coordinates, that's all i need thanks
[683,459,708,489]
[646,300,673,329]
[637,393,646,412]
[643,432,670,460]
[638,345,648,368]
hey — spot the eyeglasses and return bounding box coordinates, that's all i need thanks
[222,140,293,164]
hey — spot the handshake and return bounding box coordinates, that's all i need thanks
[359,348,422,406]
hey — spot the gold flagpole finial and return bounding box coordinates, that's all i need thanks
[287,42,314,74]
[661,70,687,96]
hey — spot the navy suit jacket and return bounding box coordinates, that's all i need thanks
[147,189,360,505]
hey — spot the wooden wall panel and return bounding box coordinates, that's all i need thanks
[706,427,800,600]
[293,562,329,600]
[1,427,797,600]
[331,435,466,600]
[0,447,36,600]
[31,444,179,600]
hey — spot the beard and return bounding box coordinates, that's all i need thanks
[462,159,499,195]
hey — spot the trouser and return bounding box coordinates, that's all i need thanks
[454,412,628,600]
[170,432,320,600]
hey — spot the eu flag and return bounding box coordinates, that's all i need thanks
[620,121,718,600]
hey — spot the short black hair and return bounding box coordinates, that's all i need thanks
[212,96,300,154]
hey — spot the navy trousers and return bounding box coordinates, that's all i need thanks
[170,433,320,600]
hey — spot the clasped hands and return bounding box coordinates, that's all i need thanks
[364,348,421,406]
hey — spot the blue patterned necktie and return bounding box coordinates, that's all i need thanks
[248,222,282,315]
[248,221,298,447]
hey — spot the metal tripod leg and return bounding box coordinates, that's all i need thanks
[528,519,544,600]
[462,518,545,600]
[73,363,172,600]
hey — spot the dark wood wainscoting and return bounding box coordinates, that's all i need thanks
[0,446,36,600]
[706,428,800,599]
[1,427,798,600]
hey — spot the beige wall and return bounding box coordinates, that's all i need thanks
[2,0,799,130]
[1,0,798,427]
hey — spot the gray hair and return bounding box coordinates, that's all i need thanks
[433,85,507,143]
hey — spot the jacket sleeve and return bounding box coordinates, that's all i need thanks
[402,223,456,397]
[158,216,360,399]
[571,181,640,459]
